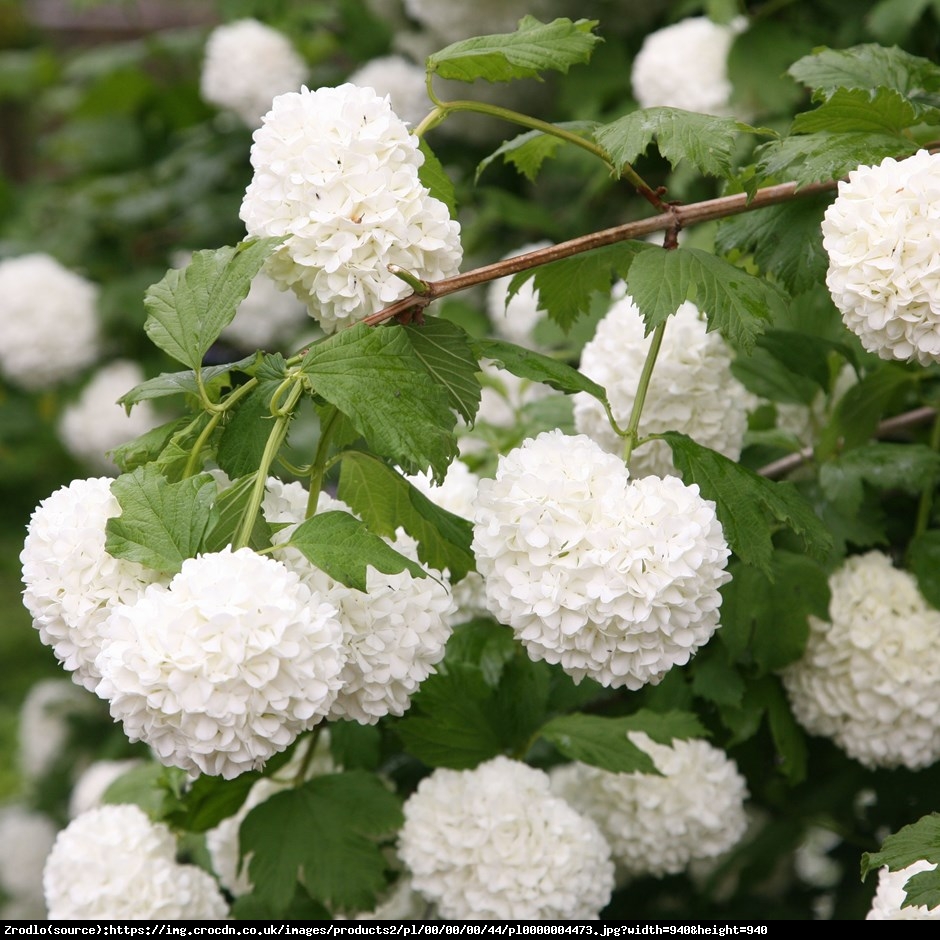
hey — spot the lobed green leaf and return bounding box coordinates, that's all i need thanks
[417,138,456,218]
[476,121,599,182]
[861,814,940,912]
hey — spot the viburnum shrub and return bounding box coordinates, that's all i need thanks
[8,3,940,921]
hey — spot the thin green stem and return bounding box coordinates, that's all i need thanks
[622,322,667,466]
[293,726,323,787]
[306,405,341,518]
[913,408,940,540]
[183,411,224,478]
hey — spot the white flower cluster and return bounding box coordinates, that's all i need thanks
[486,242,553,350]
[59,360,160,474]
[550,732,749,879]
[573,289,755,478]
[472,430,731,689]
[782,551,940,770]
[822,149,940,365]
[20,478,166,693]
[200,19,307,128]
[95,546,346,779]
[398,756,614,919]
[264,479,456,723]
[43,804,228,920]
[630,16,746,117]
[867,861,940,920]
[0,253,99,390]
[348,55,430,128]
[240,83,462,333]
[0,804,57,919]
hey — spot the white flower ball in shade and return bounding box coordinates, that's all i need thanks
[550,732,749,879]
[0,253,99,390]
[0,804,57,919]
[20,477,165,693]
[867,861,940,920]
[348,55,430,128]
[472,430,731,690]
[574,289,756,478]
[240,83,462,333]
[822,149,940,365]
[94,546,346,779]
[200,18,307,128]
[631,16,746,117]
[398,756,614,919]
[782,551,940,770]
[43,804,228,920]
[59,360,160,474]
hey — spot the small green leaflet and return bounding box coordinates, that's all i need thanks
[201,475,272,554]
[284,510,428,592]
[417,138,456,218]
[300,323,457,481]
[427,17,600,84]
[538,710,707,775]
[790,86,924,134]
[595,107,765,180]
[105,466,218,574]
[907,531,940,611]
[143,238,281,369]
[118,356,258,408]
[337,451,475,581]
[627,247,777,352]
[861,814,940,913]
[241,773,403,914]
[662,432,833,575]
[476,121,599,182]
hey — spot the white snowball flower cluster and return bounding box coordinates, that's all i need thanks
[59,360,160,474]
[240,83,462,333]
[43,804,228,920]
[550,732,749,879]
[95,546,346,779]
[630,16,746,117]
[574,289,756,478]
[472,430,731,689]
[0,253,99,390]
[20,477,166,693]
[486,242,553,350]
[822,149,940,365]
[348,55,430,128]
[200,19,307,128]
[264,479,457,724]
[398,756,614,919]
[0,804,57,920]
[867,861,940,920]
[782,551,940,770]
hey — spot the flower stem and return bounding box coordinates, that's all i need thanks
[622,322,667,466]
[306,405,341,518]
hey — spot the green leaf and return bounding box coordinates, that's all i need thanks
[241,772,403,913]
[109,416,193,474]
[202,476,273,554]
[662,432,832,574]
[791,87,923,135]
[143,238,281,369]
[427,16,601,84]
[471,337,608,405]
[731,346,822,406]
[861,814,940,913]
[628,247,777,352]
[285,510,428,592]
[337,452,475,581]
[907,530,940,610]
[596,107,761,180]
[444,619,518,687]
[300,323,457,480]
[819,442,940,514]
[476,122,599,182]
[164,771,259,834]
[417,138,456,218]
[328,722,381,772]
[788,43,940,103]
[118,357,258,407]
[755,676,807,785]
[719,552,830,673]
[690,644,746,708]
[105,466,219,574]
[403,316,481,424]
[101,762,188,819]
[538,710,707,775]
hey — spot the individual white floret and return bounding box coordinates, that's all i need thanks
[0,253,99,390]
[550,732,749,879]
[20,478,166,693]
[472,430,731,689]
[200,18,307,128]
[867,861,940,920]
[240,84,462,333]
[43,804,228,920]
[782,551,940,770]
[822,149,940,365]
[59,360,161,474]
[94,547,346,779]
[630,16,747,117]
[573,290,756,478]
[398,756,614,919]
[0,804,58,919]
[348,55,430,128]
